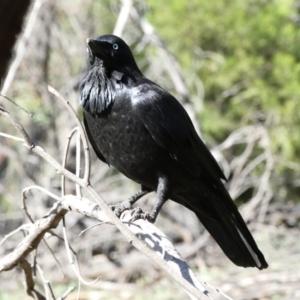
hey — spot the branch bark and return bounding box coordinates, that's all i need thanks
[0,195,211,299]
[0,94,213,299]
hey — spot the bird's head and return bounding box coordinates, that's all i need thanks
[86,35,139,73]
[80,35,142,114]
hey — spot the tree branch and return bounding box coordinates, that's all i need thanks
[0,195,211,299]
[0,96,213,299]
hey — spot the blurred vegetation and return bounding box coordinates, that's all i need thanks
[1,0,300,299]
[146,0,300,203]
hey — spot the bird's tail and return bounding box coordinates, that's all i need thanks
[176,187,268,269]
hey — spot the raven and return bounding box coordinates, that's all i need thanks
[80,34,268,269]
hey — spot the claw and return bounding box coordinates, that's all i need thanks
[130,207,156,223]
[109,200,131,217]
[109,188,150,218]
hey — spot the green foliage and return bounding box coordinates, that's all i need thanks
[147,0,300,200]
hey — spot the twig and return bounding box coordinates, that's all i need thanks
[79,222,110,236]
[42,237,65,280]
[131,8,189,104]
[0,193,213,299]
[22,185,66,281]
[230,134,256,199]
[48,86,90,185]
[0,97,213,299]
[19,259,46,300]
[0,131,25,142]
[57,287,75,300]
[36,264,56,300]
[0,106,33,147]
[62,216,100,286]
[61,127,79,197]
[0,94,33,116]
[22,187,36,224]
[23,185,61,202]
[0,224,31,246]
[113,0,132,37]
[75,131,82,198]
[0,201,68,272]
[129,7,202,137]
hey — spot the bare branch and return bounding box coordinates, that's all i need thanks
[0,224,31,246]
[61,127,79,197]
[0,106,33,147]
[75,131,83,198]
[0,202,67,272]
[23,185,61,202]
[19,259,46,300]
[0,90,231,298]
[36,264,56,300]
[0,131,25,142]
[113,0,132,37]
[57,287,75,300]
[62,216,100,286]
[0,193,213,299]
[48,86,91,185]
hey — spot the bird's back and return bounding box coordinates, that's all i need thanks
[80,34,268,269]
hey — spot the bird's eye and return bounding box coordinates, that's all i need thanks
[113,43,119,50]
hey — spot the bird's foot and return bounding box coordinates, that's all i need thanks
[130,207,156,223]
[110,200,132,217]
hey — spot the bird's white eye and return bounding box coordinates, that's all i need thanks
[113,43,118,50]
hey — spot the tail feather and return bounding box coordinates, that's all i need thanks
[195,209,267,269]
[175,188,268,269]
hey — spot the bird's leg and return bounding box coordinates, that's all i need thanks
[110,185,151,217]
[131,176,170,223]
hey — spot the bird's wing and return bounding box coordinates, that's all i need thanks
[134,84,226,182]
[83,113,107,163]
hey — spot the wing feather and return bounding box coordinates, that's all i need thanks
[134,83,226,183]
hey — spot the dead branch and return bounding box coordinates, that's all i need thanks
[19,259,46,300]
[0,94,214,299]
[0,201,67,272]
[0,194,212,299]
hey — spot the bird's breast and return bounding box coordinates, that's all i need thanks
[84,101,166,187]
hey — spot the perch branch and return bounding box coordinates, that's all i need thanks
[0,102,212,299]
[1,195,212,299]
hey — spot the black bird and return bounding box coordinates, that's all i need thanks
[80,34,268,269]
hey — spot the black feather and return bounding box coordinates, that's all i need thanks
[80,34,268,269]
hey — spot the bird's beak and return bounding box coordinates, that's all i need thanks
[86,38,109,60]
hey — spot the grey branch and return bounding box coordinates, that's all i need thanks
[0,195,212,300]
[0,93,213,299]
